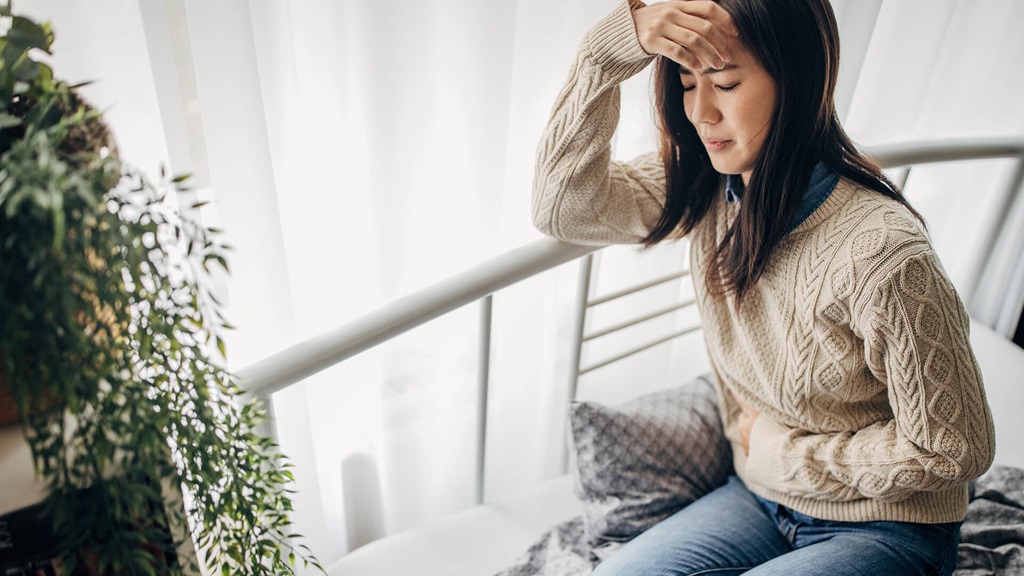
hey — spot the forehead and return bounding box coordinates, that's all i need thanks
[678,63,740,77]
[677,41,760,76]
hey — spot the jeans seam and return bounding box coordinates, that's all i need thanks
[689,567,755,576]
[927,529,957,576]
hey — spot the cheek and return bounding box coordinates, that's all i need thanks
[754,85,778,135]
[738,98,775,142]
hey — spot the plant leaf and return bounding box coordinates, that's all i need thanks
[0,112,20,128]
[7,16,50,51]
[11,56,39,81]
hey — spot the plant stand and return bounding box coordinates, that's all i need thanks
[0,424,204,575]
[0,363,17,427]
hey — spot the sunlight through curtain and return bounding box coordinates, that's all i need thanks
[20,0,1024,570]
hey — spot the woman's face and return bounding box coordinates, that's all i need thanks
[679,41,777,184]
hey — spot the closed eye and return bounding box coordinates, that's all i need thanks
[681,83,739,93]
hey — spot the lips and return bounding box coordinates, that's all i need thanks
[704,139,732,152]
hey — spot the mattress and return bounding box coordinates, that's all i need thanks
[327,475,581,576]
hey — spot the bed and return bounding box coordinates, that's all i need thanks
[327,318,1024,576]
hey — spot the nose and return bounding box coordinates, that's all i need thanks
[690,84,721,125]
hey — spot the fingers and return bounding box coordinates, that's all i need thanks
[633,1,739,71]
[675,0,740,39]
[661,13,729,69]
[737,411,753,455]
[670,12,733,65]
[649,37,703,71]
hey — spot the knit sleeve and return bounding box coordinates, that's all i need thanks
[744,244,996,503]
[531,0,667,246]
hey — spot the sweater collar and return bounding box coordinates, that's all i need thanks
[723,163,840,233]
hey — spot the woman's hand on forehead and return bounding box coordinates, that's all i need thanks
[630,0,740,71]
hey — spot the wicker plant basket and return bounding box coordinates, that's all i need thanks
[0,91,117,429]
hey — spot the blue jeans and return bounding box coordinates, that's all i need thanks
[592,476,961,576]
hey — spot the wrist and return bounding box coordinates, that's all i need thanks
[584,0,656,74]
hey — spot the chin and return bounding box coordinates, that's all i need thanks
[708,157,754,177]
[709,160,741,175]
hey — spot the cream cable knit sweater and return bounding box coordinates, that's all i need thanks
[533,0,996,523]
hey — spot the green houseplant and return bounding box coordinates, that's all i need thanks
[0,6,321,575]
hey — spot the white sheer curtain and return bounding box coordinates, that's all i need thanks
[21,0,1024,570]
[842,0,1024,335]
[186,0,666,564]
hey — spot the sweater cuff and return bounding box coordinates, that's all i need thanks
[583,0,655,78]
[744,416,790,486]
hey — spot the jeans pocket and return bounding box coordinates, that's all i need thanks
[922,521,961,539]
[786,507,838,527]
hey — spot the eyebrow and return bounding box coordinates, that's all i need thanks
[678,63,739,76]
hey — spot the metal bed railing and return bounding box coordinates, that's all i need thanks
[236,137,1024,518]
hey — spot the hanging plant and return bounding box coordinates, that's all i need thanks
[0,5,321,575]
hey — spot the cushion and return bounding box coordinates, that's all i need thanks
[568,374,732,557]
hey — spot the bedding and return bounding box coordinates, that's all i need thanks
[494,465,1024,576]
[570,375,731,557]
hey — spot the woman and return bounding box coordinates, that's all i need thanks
[532,0,996,574]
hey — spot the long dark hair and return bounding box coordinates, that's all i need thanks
[643,0,923,301]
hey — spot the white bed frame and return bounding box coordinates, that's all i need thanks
[232,138,1024,576]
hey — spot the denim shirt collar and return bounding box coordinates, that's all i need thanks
[724,163,839,233]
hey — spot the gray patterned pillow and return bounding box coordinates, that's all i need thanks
[569,374,732,555]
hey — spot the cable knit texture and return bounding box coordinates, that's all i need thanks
[533,0,996,523]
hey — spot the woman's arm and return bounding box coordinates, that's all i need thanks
[532,0,735,245]
[743,242,996,503]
